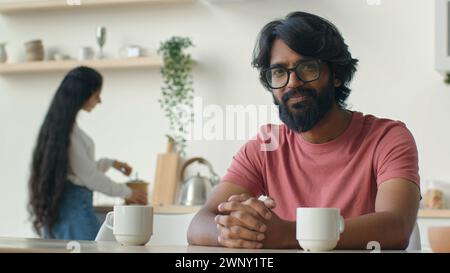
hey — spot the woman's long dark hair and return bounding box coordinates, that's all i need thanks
[28,66,103,237]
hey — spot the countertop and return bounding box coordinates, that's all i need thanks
[0,237,429,253]
[418,209,450,218]
[94,205,201,215]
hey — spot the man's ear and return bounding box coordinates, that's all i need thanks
[334,77,342,87]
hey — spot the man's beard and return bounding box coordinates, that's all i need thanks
[273,81,335,133]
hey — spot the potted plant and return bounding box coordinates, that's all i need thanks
[158,36,194,157]
[445,73,450,84]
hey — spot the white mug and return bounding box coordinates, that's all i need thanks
[105,205,153,246]
[296,207,345,251]
[78,46,94,60]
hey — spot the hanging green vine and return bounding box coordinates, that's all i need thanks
[157,36,194,156]
[445,73,450,85]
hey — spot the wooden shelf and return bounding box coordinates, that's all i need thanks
[0,57,163,74]
[94,205,200,215]
[0,0,195,14]
[418,209,450,219]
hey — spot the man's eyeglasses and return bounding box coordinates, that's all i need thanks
[262,59,322,89]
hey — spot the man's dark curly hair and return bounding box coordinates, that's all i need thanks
[252,11,359,108]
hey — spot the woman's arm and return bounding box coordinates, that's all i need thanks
[96,158,115,173]
[68,136,131,198]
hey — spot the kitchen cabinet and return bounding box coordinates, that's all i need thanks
[0,0,195,14]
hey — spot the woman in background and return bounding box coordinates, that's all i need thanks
[28,66,147,240]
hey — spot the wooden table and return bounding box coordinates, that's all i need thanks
[0,237,429,253]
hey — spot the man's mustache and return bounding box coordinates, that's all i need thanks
[281,88,316,104]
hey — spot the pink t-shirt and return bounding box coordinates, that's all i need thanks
[222,111,420,221]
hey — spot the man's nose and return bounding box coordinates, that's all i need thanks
[285,71,304,90]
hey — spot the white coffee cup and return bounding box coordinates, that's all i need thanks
[105,205,153,246]
[78,46,94,60]
[296,207,345,251]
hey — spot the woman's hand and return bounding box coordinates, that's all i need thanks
[125,185,148,205]
[113,160,132,176]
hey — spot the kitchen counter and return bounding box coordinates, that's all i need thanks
[94,205,201,215]
[93,205,201,225]
[418,209,450,218]
[0,237,430,253]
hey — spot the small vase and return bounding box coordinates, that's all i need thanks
[0,43,7,63]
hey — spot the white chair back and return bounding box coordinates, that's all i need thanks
[406,222,421,251]
[150,213,196,245]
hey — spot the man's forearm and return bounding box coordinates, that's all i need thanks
[336,211,412,250]
[187,209,413,250]
[187,209,220,246]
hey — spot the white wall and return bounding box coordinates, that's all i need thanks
[1,0,449,237]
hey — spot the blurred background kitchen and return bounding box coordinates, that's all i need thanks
[0,0,450,250]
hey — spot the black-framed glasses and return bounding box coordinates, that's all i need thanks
[262,59,322,89]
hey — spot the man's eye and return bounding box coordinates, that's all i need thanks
[302,64,317,71]
[272,68,285,77]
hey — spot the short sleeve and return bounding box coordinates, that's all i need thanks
[374,123,420,187]
[222,135,267,197]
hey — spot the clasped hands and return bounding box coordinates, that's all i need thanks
[215,194,286,249]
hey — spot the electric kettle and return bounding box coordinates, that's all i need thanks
[177,157,220,206]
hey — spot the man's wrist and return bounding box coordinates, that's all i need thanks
[282,221,300,249]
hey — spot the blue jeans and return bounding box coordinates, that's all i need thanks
[44,181,100,240]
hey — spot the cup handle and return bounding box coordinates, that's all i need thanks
[105,211,114,230]
[338,216,345,234]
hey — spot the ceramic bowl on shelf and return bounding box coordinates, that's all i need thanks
[428,226,450,253]
[24,39,44,61]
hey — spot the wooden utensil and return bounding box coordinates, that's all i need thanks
[151,136,180,206]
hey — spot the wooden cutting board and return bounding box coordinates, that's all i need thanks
[152,137,181,206]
